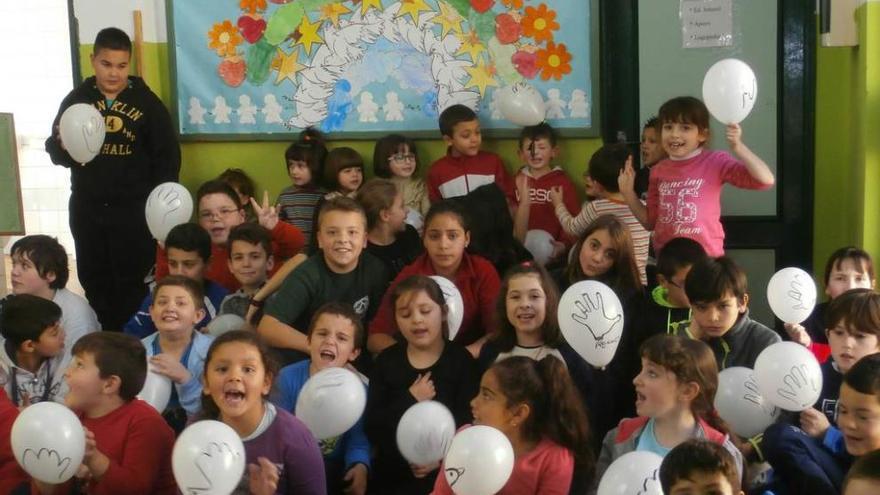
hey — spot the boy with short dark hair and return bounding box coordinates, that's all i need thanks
[6,235,98,354]
[660,439,744,495]
[0,295,66,406]
[843,449,880,495]
[124,223,227,338]
[257,197,389,365]
[45,27,180,332]
[635,116,665,198]
[30,332,177,494]
[640,237,708,338]
[219,223,274,320]
[427,104,513,202]
[682,256,780,369]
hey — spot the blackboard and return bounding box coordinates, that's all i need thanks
[0,113,25,235]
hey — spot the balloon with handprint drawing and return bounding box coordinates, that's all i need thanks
[296,367,366,440]
[558,280,624,368]
[767,267,817,324]
[59,103,106,164]
[396,400,456,465]
[597,450,663,495]
[145,182,194,243]
[755,342,823,411]
[11,402,85,483]
[172,420,245,495]
[714,366,781,437]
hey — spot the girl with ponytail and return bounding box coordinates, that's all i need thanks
[433,356,594,494]
[591,334,743,493]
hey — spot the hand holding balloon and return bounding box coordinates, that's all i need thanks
[149,354,192,384]
[784,323,812,347]
[80,427,110,480]
[800,407,831,439]
[725,123,743,152]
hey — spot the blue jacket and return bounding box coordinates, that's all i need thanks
[271,360,371,471]
[141,331,213,416]
[124,280,227,338]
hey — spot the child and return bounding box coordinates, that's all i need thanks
[659,439,744,495]
[433,356,593,494]
[125,223,228,338]
[45,27,180,333]
[619,96,775,257]
[142,276,214,432]
[219,223,275,320]
[0,295,66,406]
[272,303,370,495]
[367,201,500,356]
[373,134,430,228]
[277,128,328,247]
[199,330,326,494]
[365,275,479,494]
[513,123,579,253]
[44,332,176,494]
[681,256,781,369]
[838,353,880,456]
[551,144,650,284]
[155,179,305,291]
[763,289,880,495]
[218,167,258,222]
[634,116,666,199]
[593,335,743,491]
[786,247,875,362]
[427,104,514,202]
[357,178,423,279]
[639,237,708,339]
[842,450,880,495]
[323,147,364,200]
[8,235,99,356]
[258,197,389,365]
[0,389,27,494]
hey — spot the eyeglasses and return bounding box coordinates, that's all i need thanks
[198,208,240,221]
[389,153,416,162]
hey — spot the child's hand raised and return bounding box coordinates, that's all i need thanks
[783,323,812,347]
[409,372,436,402]
[726,123,743,150]
[251,191,279,231]
[617,155,636,195]
[248,457,280,495]
[150,354,192,384]
[515,174,531,204]
[343,463,368,495]
[549,186,564,208]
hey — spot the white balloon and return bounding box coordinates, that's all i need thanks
[296,367,366,439]
[496,83,546,126]
[702,58,758,124]
[754,342,823,411]
[557,280,624,368]
[597,451,664,495]
[397,401,456,466]
[715,367,781,438]
[139,366,173,413]
[59,103,106,164]
[766,267,817,324]
[430,276,464,341]
[207,314,246,337]
[173,420,246,495]
[145,182,194,243]
[443,425,514,495]
[524,229,555,266]
[11,402,85,484]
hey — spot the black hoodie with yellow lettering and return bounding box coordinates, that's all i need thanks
[45,75,180,204]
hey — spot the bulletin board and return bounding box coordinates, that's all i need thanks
[0,113,25,235]
[167,0,598,139]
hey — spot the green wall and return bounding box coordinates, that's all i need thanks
[813,3,880,278]
[79,44,603,202]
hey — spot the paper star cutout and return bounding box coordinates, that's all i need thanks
[396,0,431,23]
[433,1,464,38]
[273,47,303,85]
[464,59,497,96]
[319,2,351,28]
[296,15,324,55]
[456,29,485,62]
[358,0,383,15]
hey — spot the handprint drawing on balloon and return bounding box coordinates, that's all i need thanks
[743,375,779,416]
[788,273,812,311]
[21,448,72,481]
[777,364,821,410]
[184,441,243,494]
[572,291,622,349]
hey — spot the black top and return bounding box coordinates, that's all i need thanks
[366,224,423,280]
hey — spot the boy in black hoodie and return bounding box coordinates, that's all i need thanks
[45,27,180,332]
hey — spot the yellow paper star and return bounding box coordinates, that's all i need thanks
[320,2,351,28]
[456,29,485,63]
[296,15,324,55]
[396,0,431,23]
[273,47,303,85]
[464,59,497,96]
[359,0,383,15]
[432,1,464,38]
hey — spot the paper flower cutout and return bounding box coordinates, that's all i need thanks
[536,41,571,80]
[208,20,244,57]
[521,3,558,44]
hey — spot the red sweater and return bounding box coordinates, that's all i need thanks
[155,221,305,291]
[427,150,514,203]
[0,389,28,494]
[368,252,500,346]
[514,167,580,244]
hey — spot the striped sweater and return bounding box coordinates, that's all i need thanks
[278,184,325,248]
